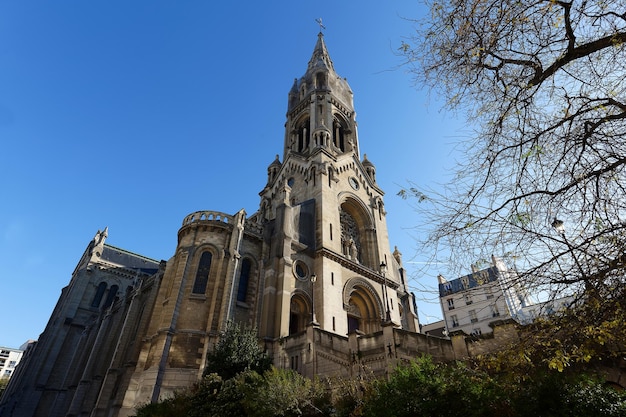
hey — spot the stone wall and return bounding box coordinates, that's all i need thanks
[269,323,457,380]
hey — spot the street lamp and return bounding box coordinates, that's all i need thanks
[310,273,319,326]
[380,262,391,322]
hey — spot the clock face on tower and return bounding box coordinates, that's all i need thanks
[349,177,359,190]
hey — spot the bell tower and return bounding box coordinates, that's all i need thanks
[258,32,420,339]
[284,32,358,159]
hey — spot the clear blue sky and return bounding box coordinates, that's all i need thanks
[0,1,466,348]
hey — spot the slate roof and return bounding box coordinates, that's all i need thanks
[102,244,161,275]
[439,266,499,297]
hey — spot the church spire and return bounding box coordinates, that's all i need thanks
[307,32,335,73]
[284,33,356,160]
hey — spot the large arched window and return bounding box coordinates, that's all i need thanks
[297,118,310,152]
[91,282,107,308]
[237,258,252,302]
[192,251,212,294]
[339,199,377,269]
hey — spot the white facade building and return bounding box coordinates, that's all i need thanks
[438,256,529,336]
[0,346,25,380]
[518,296,576,324]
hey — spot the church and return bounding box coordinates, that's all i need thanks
[1,33,461,417]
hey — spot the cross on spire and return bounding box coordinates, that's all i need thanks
[315,18,326,33]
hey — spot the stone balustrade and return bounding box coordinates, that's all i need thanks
[182,211,233,226]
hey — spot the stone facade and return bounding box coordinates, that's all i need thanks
[0,229,163,417]
[3,33,623,417]
[0,34,454,417]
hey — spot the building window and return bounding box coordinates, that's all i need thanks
[518,294,528,308]
[192,251,213,294]
[464,294,473,305]
[297,118,310,152]
[294,261,308,280]
[91,282,107,308]
[451,315,459,328]
[447,298,455,310]
[485,288,494,299]
[332,119,346,152]
[315,72,326,89]
[237,258,252,302]
[103,285,119,309]
[461,276,469,288]
[469,310,478,323]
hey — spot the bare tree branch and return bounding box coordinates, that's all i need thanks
[398,0,626,365]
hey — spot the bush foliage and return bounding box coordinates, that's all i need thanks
[136,354,625,417]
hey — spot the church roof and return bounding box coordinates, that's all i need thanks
[438,267,499,297]
[102,243,161,274]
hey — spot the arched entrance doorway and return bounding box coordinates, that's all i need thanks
[344,278,383,334]
[289,293,311,335]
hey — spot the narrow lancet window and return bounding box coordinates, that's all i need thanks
[237,258,252,302]
[333,119,345,152]
[192,251,212,294]
[92,282,107,308]
[103,285,119,309]
[297,118,310,152]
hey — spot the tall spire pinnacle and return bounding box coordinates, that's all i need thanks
[307,32,334,73]
[284,32,356,159]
